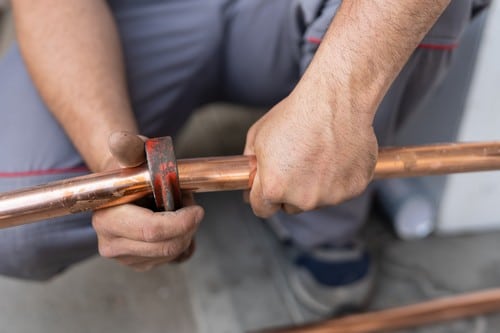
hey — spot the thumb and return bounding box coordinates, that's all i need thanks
[108,131,148,168]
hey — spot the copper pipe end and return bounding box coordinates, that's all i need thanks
[375,141,500,178]
[0,167,152,227]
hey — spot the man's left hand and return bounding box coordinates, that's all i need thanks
[244,87,378,218]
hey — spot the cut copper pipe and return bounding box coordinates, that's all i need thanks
[0,167,152,228]
[1,141,500,229]
[0,155,257,228]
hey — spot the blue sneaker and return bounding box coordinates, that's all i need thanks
[289,242,375,317]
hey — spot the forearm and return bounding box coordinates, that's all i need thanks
[299,0,451,125]
[12,0,137,172]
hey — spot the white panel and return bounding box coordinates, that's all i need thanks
[438,0,500,233]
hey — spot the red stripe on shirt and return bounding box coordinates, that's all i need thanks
[418,43,458,50]
[0,166,89,178]
[307,36,458,51]
[307,37,323,45]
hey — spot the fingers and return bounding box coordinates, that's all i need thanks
[99,234,193,259]
[245,123,281,217]
[249,173,280,218]
[249,179,303,216]
[108,131,147,167]
[93,202,203,270]
[93,204,204,242]
[281,204,303,215]
[115,240,195,270]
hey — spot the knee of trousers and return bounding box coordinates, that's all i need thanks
[0,215,97,281]
[0,245,71,281]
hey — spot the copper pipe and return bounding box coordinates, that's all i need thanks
[255,288,500,333]
[0,167,152,228]
[0,155,257,228]
[1,141,500,229]
[375,141,500,178]
[177,155,256,192]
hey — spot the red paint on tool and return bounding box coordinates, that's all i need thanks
[145,136,182,211]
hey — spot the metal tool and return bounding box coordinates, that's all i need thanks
[1,137,500,229]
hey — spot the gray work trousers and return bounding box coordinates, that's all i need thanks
[0,0,473,279]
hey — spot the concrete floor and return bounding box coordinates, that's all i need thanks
[0,189,499,333]
[2,6,500,333]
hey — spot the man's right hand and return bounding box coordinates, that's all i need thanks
[91,132,204,271]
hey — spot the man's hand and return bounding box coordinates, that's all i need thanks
[92,132,204,271]
[244,0,451,218]
[245,89,377,218]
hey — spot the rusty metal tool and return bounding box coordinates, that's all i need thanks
[1,137,500,229]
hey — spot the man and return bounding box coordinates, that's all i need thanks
[0,0,477,316]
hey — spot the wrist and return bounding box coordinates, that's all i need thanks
[294,66,379,129]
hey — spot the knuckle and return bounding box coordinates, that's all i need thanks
[180,238,194,255]
[345,175,369,198]
[251,205,266,218]
[298,198,318,212]
[185,214,201,233]
[329,194,344,206]
[142,223,164,242]
[98,243,117,258]
[260,179,284,203]
[250,198,278,218]
[179,221,197,237]
[288,192,316,212]
[161,241,183,259]
[173,212,197,234]
[91,213,104,231]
